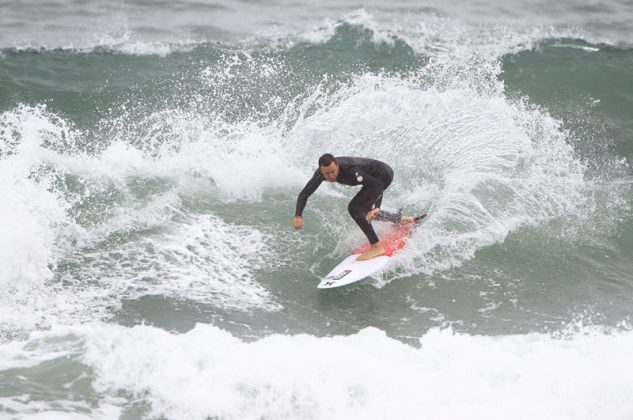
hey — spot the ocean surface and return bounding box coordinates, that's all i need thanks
[1,0,633,418]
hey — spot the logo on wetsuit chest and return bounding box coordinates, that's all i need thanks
[355,172,363,182]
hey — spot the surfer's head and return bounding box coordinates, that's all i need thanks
[318,153,339,182]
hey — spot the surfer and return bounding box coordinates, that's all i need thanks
[294,154,416,261]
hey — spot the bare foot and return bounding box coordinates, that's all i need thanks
[356,243,386,260]
[400,216,415,224]
[365,208,381,224]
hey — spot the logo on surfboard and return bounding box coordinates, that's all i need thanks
[325,269,352,281]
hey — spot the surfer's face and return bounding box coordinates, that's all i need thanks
[320,161,339,182]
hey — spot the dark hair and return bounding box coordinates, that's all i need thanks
[318,153,337,167]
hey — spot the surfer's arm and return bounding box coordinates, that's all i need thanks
[295,170,324,217]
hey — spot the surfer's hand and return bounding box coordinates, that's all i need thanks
[366,208,381,224]
[293,216,304,229]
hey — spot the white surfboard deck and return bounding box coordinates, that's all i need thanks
[317,215,425,289]
[317,254,392,289]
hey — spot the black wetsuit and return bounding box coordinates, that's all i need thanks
[295,157,400,244]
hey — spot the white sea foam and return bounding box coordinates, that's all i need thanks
[296,9,399,48]
[3,322,632,420]
[100,108,305,201]
[0,105,283,336]
[0,105,74,281]
[0,106,76,335]
[63,213,280,314]
[105,41,196,57]
[0,398,121,420]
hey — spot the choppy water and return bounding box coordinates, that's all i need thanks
[1,1,632,419]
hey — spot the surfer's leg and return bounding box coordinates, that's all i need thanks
[375,210,419,224]
[365,168,398,224]
[348,186,387,260]
[375,209,401,223]
[369,190,418,224]
[348,187,380,244]
[366,193,403,224]
[365,194,384,223]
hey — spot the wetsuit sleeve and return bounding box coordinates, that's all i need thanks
[295,169,324,217]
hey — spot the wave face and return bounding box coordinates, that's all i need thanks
[1,2,632,419]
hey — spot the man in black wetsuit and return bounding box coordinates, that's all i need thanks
[294,153,414,261]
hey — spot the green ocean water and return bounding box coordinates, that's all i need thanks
[1,3,633,419]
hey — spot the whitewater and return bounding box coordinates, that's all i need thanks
[1,0,632,419]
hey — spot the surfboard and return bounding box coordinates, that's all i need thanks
[317,216,425,289]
